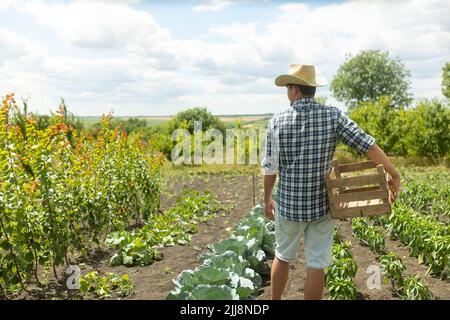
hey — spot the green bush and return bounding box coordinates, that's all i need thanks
[347,97,450,161]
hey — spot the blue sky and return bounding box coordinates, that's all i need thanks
[0,0,448,116]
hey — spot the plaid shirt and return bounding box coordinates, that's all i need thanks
[261,97,376,222]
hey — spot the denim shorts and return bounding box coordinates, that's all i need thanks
[274,205,335,269]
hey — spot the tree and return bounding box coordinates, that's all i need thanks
[348,96,409,156]
[331,50,412,109]
[167,107,226,134]
[408,99,450,160]
[442,62,450,99]
[348,97,450,161]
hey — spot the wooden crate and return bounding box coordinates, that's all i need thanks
[325,159,391,219]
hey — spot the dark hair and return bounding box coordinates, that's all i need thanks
[289,84,316,97]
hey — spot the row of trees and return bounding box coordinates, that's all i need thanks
[15,50,448,163]
[0,94,162,295]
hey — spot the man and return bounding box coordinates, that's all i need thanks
[261,64,400,300]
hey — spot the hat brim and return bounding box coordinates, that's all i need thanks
[275,74,327,87]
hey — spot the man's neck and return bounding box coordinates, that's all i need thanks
[291,96,315,105]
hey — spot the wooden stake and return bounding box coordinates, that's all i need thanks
[252,173,256,207]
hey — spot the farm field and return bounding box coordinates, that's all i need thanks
[10,174,263,300]
[1,0,449,306]
[163,166,450,301]
[79,115,271,129]
[0,93,448,300]
[3,159,448,300]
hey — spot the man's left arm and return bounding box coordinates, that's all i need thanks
[261,117,278,221]
[264,174,277,220]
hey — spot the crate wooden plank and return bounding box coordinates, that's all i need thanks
[331,190,388,204]
[333,159,343,194]
[331,203,391,218]
[332,198,386,209]
[325,169,339,196]
[325,173,386,188]
[333,159,342,177]
[337,160,377,173]
[341,186,382,193]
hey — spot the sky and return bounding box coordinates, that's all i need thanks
[0,0,449,116]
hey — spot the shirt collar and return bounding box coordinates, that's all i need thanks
[290,97,315,107]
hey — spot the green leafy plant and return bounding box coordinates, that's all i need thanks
[167,205,272,300]
[106,233,163,267]
[325,237,359,300]
[80,271,135,299]
[379,252,406,292]
[0,94,162,296]
[402,275,435,300]
[326,277,359,300]
[351,218,386,256]
[105,190,222,267]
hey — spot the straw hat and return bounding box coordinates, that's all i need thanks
[275,64,327,87]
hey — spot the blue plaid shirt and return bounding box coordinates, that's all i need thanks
[261,97,376,222]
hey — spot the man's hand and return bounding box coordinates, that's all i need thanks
[264,198,276,221]
[388,174,400,204]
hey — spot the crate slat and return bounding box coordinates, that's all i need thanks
[340,186,382,193]
[331,190,389,204]
[337,160,377,173]
[331,203,391,219]
[326,173,386,188]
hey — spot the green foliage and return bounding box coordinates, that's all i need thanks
[79,271,135,299]
[325,238,359,300]
[388,205,448,276]
[0,93,162,295]
[326,277,359,300]
[348,97,450,160]
[314,95,328,105]
[106,190,222,267]
[106,233,163,267]
[397,167,450,217]
[402,275,435,300]
[167,205,273,300]
[351,218,386,256]
[408,99,450,159]
[379,252,406,292]
[331,50,412,109]
[167,107,226,135]
[377,195,449,277]
[442,62,450,99]
[145,190,223,246]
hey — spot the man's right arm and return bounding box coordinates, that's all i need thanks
[336,110,400,204]
[366,144,400,204]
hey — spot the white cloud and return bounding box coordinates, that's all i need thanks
[1,0,448,116]
[20,1,171,50]
[198,0,449,101]
[0,28,46,63]
[0,0,16,12]
[193,0,232,12]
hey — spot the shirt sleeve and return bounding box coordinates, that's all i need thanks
[336,110,376,154]
[261,116,279,175]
